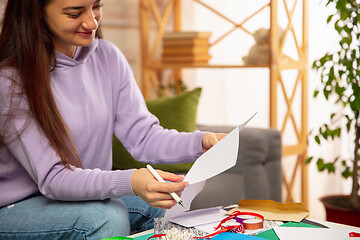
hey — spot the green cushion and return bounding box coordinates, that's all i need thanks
[112,88,201,173]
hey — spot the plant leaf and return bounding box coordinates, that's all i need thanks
[306,156,313,164]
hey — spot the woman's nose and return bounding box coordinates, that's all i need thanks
[81,11,98,30]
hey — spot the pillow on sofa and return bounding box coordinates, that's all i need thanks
[112,88,202,173]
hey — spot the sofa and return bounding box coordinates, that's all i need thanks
[190,125,283,210]
[112,88,283,208]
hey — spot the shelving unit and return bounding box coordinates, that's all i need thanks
[140,0,308,206]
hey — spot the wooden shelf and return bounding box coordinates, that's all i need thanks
[146,59,303,70]
[146,62,270,69]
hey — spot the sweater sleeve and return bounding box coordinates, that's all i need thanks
[0,72,136,201]
[110,46,204,164]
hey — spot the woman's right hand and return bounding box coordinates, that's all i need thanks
[131,168,188,209]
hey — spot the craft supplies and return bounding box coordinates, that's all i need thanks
[215,211,264,231]
[151,210,266,240]
[153,218,208,240]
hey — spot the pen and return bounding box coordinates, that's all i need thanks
[146,164,186,208]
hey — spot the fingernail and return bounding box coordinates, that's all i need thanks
[185,182,189,187]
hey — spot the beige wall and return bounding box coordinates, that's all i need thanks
[101,0,142,86]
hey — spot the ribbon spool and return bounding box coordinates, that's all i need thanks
[242,218,264,230]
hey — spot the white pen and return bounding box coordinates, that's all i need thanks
[146,164,186,208]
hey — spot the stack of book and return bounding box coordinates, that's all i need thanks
[162,31,211,63]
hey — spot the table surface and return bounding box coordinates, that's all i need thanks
[128,218,360,238]
[306,218,359,230]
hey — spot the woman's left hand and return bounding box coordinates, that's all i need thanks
[201,132,227,152]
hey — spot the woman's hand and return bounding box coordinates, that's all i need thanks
[131,168,188,209]
[202,132,227,152]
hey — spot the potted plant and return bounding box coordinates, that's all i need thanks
[307,0,360,226]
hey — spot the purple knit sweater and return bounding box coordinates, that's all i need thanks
[0,39,203,207]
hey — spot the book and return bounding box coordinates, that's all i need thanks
[163,39,210,48]
[162,47,209,55]
[162,54,212,63]
[163,31,211,40]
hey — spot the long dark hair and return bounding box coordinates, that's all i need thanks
[0,0,102,168]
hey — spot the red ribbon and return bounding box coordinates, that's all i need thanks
[350,232,360,237]
[147,234,166,240]
[214,211,264,230]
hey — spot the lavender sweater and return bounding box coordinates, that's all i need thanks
[0,39,204,207]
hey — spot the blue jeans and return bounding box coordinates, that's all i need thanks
[0,194,165,240]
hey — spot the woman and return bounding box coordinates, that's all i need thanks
[0,0,225,239]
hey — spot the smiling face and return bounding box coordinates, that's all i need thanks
[44,0,103,58]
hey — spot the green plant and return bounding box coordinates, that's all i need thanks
[307,0,359,210]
